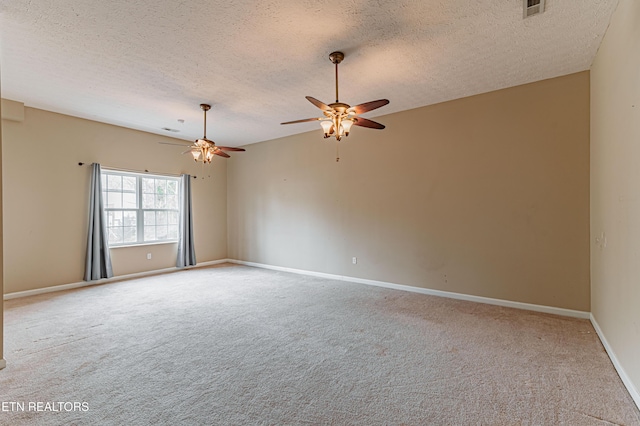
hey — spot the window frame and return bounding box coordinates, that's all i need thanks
[101,170,181,247]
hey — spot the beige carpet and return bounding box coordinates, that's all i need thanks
[0,264,638,425]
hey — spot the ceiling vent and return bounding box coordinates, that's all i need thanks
[523,0,545,18]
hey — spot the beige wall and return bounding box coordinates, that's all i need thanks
[2,104,227,294]
[228,72,591,311]
[1,72,5,368]
[590,0,640,403]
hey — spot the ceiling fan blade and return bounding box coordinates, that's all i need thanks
[181,149,193,155]
[214,150,231,158]
[352,99,390,115]
[305,96,331,111]
[216,146,246,152]
[281,117,322,125]
[159,141,192,147]
[353,117,385,129]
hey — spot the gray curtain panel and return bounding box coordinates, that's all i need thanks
[177,174,196,268]
[84,163,113,281]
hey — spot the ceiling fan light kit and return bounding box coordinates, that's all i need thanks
[281,51,389,144]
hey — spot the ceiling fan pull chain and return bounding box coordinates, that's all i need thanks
[336,142,340,162]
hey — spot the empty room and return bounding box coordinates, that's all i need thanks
[1,0,639,424]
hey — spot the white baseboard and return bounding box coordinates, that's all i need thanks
[590,314,640,410]
[3,259,230,300]
[3,258,635,410]
[227,259,590,319]
[5,258,589,319]
[228,260,640,409]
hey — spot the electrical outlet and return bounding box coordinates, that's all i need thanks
[352,257,357,265]
[147,253,152,260]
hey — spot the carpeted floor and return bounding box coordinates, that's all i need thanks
[0,264,638,425]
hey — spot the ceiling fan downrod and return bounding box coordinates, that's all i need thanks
[329,51,344,103]
[200,103,210,139]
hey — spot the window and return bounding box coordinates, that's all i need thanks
[101,171,180,246]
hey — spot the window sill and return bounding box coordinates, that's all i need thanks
[109,240,178,249]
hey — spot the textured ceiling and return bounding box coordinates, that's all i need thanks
[0,0,618,147]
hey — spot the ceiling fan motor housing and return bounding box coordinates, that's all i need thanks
[327,102,351,113]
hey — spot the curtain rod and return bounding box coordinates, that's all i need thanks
[78,162,197,179]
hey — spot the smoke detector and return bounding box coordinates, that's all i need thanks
[523,0,545,18]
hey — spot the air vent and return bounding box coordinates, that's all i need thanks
[523,0,545,18]
[162,127,180,133]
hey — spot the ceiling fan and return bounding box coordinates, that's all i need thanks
[160,104,245,163]
[281,51,389,141]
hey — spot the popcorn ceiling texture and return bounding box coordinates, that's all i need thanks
[0,265,638,424]
[0,0,618,146]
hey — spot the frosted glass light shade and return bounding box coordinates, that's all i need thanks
[320,120,333,136]
[205,148,215,163]
[191,148,201,161]
[341,119,354,135]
